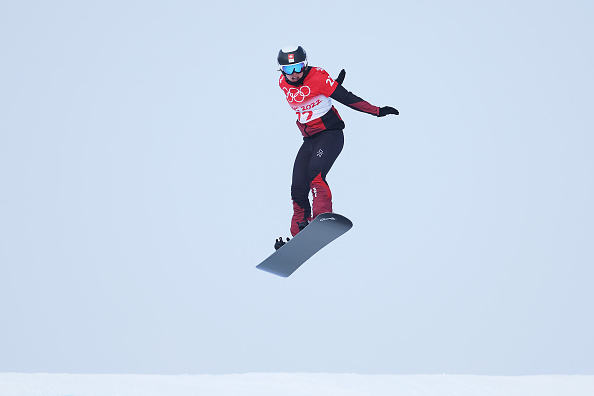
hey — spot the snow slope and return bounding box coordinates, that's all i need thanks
[1,373,593,396]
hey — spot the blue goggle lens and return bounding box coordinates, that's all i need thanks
[281,62,305,75]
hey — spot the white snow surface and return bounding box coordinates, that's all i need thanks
[1,373,593,396]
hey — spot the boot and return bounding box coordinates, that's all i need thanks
[274,237,290,250]
[290,201,312,236]
[297,221,309,231]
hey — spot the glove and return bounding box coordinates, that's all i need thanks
[274,237,290,250]
[378,106,399,117]
[335,69,346,84]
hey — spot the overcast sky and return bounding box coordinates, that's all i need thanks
[1,0,593,375]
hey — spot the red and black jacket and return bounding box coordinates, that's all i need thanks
[279,66,380,137]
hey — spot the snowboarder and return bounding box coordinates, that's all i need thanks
[275,45,399,249]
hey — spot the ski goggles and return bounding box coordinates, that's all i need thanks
[281,61,306,75]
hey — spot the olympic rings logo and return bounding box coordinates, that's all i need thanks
[283,86,311,103]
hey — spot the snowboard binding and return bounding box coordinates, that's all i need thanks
[274,237,290,250]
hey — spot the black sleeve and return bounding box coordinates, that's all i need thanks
[330,84,380,116]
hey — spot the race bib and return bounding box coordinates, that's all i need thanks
[282,86,332,123]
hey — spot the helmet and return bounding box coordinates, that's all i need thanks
[277,45,307,66]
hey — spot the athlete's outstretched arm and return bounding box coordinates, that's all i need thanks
[330,73,399,117]
[330,84,378,115]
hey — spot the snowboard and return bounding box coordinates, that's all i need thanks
[256,212,353,277]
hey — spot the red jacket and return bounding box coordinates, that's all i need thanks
[279,66,380,137]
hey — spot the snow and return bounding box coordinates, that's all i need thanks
[1,373,594,396]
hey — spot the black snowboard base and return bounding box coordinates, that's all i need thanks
[256,213,353,277]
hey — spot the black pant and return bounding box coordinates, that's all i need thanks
[290,129,344,235]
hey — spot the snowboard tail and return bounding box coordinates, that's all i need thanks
[256,213,353,277]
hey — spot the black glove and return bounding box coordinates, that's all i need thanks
[378,106,399,117]
[335,69,346,84]
[274,237,290,250]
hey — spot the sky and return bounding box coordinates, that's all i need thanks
[1,0,593,375]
